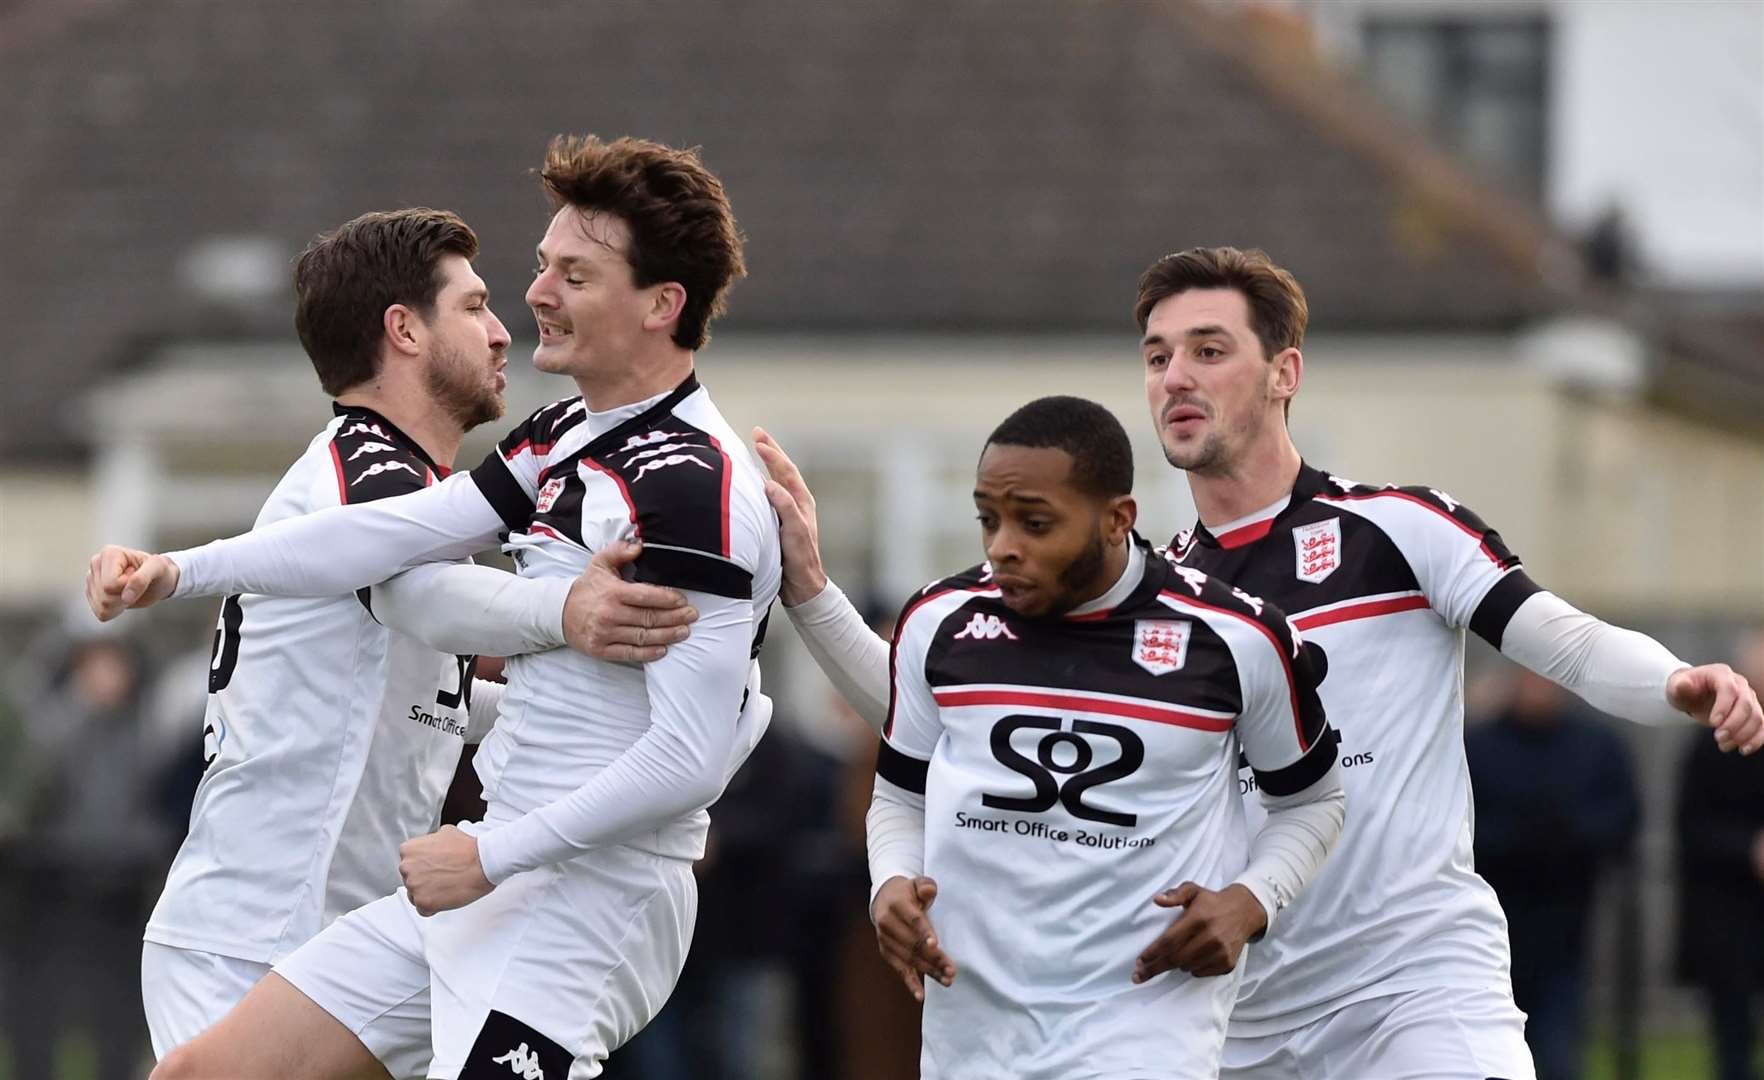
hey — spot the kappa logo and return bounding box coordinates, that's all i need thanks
[1293,518,1341,583]
[1171,564,1209,596]
[617,429,694,455]
[954,613,1018,641]
[632,452,714,482]
[1230,587,1265,616]
[623,442,703,469]
[341,421,389,440]
[352,460,422,485]
[535,477,565,513]
[491,1044,545,1080]
[1429,488,1460,513]
[346,440,399,461]
[1132,619,1191,675]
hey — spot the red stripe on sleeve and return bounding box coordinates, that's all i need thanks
[582,458,640,537]
[328,442,348,503]
[1160,590,1308,752]
[708,435,733,557]
[1317,490,1502,564]
[1291,594,1430,631]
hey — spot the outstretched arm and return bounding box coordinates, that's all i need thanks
[370,541,700,662]
[371,563,570,658]
[754,427,891,728]
[1500,590,1763,753]
[86,472,507,619]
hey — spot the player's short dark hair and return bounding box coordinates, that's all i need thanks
[539,135,747,352]
[985,396,1133,499]
[1134,246,1309,360]
[294,208,479,397]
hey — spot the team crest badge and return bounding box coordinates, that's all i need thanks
[1293,518,1341,583]
[1132,619,1191,675]
[535,477,566,513]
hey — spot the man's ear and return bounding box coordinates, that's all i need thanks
[1106,494,1138,545]
[383,303,424,358]
[643,282,687,335]
[1271,346,1302,406]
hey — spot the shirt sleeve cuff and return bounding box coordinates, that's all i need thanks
[165,550,201,598]
[474,825,517,886]
[785,578,845,620]
[1229,872,1282,938]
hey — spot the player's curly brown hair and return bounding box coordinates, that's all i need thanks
[294,208,478,396]
[1133,246,1309,361]
[539,135,746,352]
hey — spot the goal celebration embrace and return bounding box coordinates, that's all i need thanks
[81,129,1762,1080]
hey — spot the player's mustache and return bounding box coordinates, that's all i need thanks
[1162,396,1213,422]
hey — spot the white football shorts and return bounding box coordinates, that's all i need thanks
[274,836,697,1080]
[141,941,273,1059]
[1220,984,1536,1080]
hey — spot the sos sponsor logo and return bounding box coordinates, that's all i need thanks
[981,714,1144,827]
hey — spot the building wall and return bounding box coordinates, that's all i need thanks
[13,331,1761,619]
[1300,0,1764,287]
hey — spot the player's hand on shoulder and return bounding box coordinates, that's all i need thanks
[399,824,494,916]
[872,874,956,1001]
[563,540,698,663]
[752,427,829,607]
[1134,881,1268,982]
[1669,663,1764,755]
[85,545,179,621]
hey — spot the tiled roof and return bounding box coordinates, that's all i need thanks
[2,0,1573,459]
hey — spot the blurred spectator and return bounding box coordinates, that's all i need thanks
[0,630,188,1079]
[1676,628,1764,1080]
[603,707,857,1080]
[1467,669,1640,1080]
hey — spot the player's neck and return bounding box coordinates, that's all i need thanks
[1065,538,1139,616]
[1186,429,1302,528]
[573,345,695,413]
[333,386,465,468]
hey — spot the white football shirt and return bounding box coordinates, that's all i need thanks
[880,543,1337,1080]
[164,375,781,878]
[1173,463,1542,1034]
[145,405,475,964]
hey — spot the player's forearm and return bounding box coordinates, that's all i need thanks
[787,579,890,730]
[474,597,754,881]
[1235,764,1346,935]
[1500,591,1687,725]
[465,678,505,744]
[169,474,504,600]
[372,563,569,657]
[866,779,927,909]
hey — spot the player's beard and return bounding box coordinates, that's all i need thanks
[1161,381,1272,476]
[425,339,505,432]
[1049,531,1109,614]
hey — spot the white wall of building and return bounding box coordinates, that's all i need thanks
[1550,0,1764,287]
[1296,0,1764,287]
